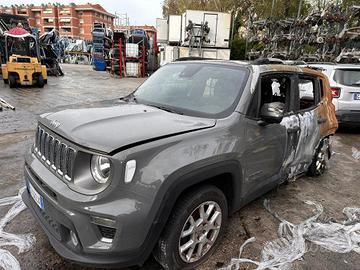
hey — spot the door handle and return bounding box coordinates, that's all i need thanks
[318,118,327,124]
[287,126,300,133]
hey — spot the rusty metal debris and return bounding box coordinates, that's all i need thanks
[246,4,360,63]
[0,98,15,111]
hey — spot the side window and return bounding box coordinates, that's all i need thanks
[247,74,292,118]
[297,76,319,111]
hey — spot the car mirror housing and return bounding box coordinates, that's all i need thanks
[260,102,285,124]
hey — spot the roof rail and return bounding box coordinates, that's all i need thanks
[306,62,336,65]
[304,66,325,71]
[175,57,213,62]
[252,58,285,65]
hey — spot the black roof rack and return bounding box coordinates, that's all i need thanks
[175,57,213,62]
[306,62,336,65]
[252,58,285,65]
[304,66,325,71]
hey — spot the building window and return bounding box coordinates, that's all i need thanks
[44,18,54,23]
[60,9,70,15]
[43,9,52,14]
[60,18,71,23]
[78,11,83,15]
[36,19,41,24]
[80,28,84,34]
[17,10,27,15]
[79,19,84,24]
[60,27,71,33]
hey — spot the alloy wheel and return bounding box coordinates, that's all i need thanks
[178,201,222,263]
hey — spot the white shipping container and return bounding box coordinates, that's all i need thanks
[156,18,168,43]
[168,15,182,44]
[181,10,231,48]
[178,47,230,60]
[126,62,140,77]
[126,43,139,58]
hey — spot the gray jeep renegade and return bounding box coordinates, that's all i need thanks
[23,61,338,269]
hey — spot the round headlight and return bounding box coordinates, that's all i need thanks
[91,155,111,184]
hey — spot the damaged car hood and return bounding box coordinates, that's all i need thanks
[39,103,216,153]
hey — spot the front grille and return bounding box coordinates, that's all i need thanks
[34,126,76,181]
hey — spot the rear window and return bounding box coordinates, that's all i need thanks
[333,69,360,86]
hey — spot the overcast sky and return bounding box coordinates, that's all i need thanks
[1,0,163,25]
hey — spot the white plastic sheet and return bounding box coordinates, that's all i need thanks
[352,147,360,160]
[220,200,360,270]
[0,188,36,270]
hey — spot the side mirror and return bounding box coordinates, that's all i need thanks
[259,102,285,124]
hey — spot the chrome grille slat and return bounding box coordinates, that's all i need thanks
[54,139,61,171]
[44,133,50,163]
[41,131,46,160]
[59,143,67,176]
[49,136,55,164]
[35,127,41,150]
[34,126,76,181]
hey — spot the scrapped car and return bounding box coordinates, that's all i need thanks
[306,63,360,126]
[23,61,338,270]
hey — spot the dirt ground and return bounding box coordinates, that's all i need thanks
[0,64,359,270]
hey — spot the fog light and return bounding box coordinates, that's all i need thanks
[91,216,116,227]
[70,230,79,246]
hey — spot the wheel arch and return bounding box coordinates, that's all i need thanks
[160,160,243,217]
[139,160,243,259]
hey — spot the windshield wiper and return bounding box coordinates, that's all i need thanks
[150,105,184,115]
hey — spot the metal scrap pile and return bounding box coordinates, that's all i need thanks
[247,4,360,63]
[63,39,91,65]
[39,29,64,76]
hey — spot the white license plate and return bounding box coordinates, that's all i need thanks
[28,182,44,210]
[354,93,360,100]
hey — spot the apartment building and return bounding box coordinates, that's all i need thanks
[0,4,115,40]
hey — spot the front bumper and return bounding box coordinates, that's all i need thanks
[23,156,155,268]
[336,110,360,126]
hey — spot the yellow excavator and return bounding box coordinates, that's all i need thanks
[1,27,47,88]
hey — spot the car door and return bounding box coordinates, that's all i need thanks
[281,74,322,178]
[240,72,298,200]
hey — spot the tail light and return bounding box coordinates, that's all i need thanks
[331,87,341,98]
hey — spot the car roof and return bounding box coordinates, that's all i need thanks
[306,63,360,71]
[168,60,310,74]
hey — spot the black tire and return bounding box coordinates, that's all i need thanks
[153,185,228,270]
[307,138,330,176]
[37,74,45,88]
[8,74,16,88]
[58,64,64,76]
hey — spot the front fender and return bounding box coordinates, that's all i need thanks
[134,159,243,261]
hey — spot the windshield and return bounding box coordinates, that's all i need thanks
[133,63,249,118]
[6,36,38,59]
[334,69,360,86]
